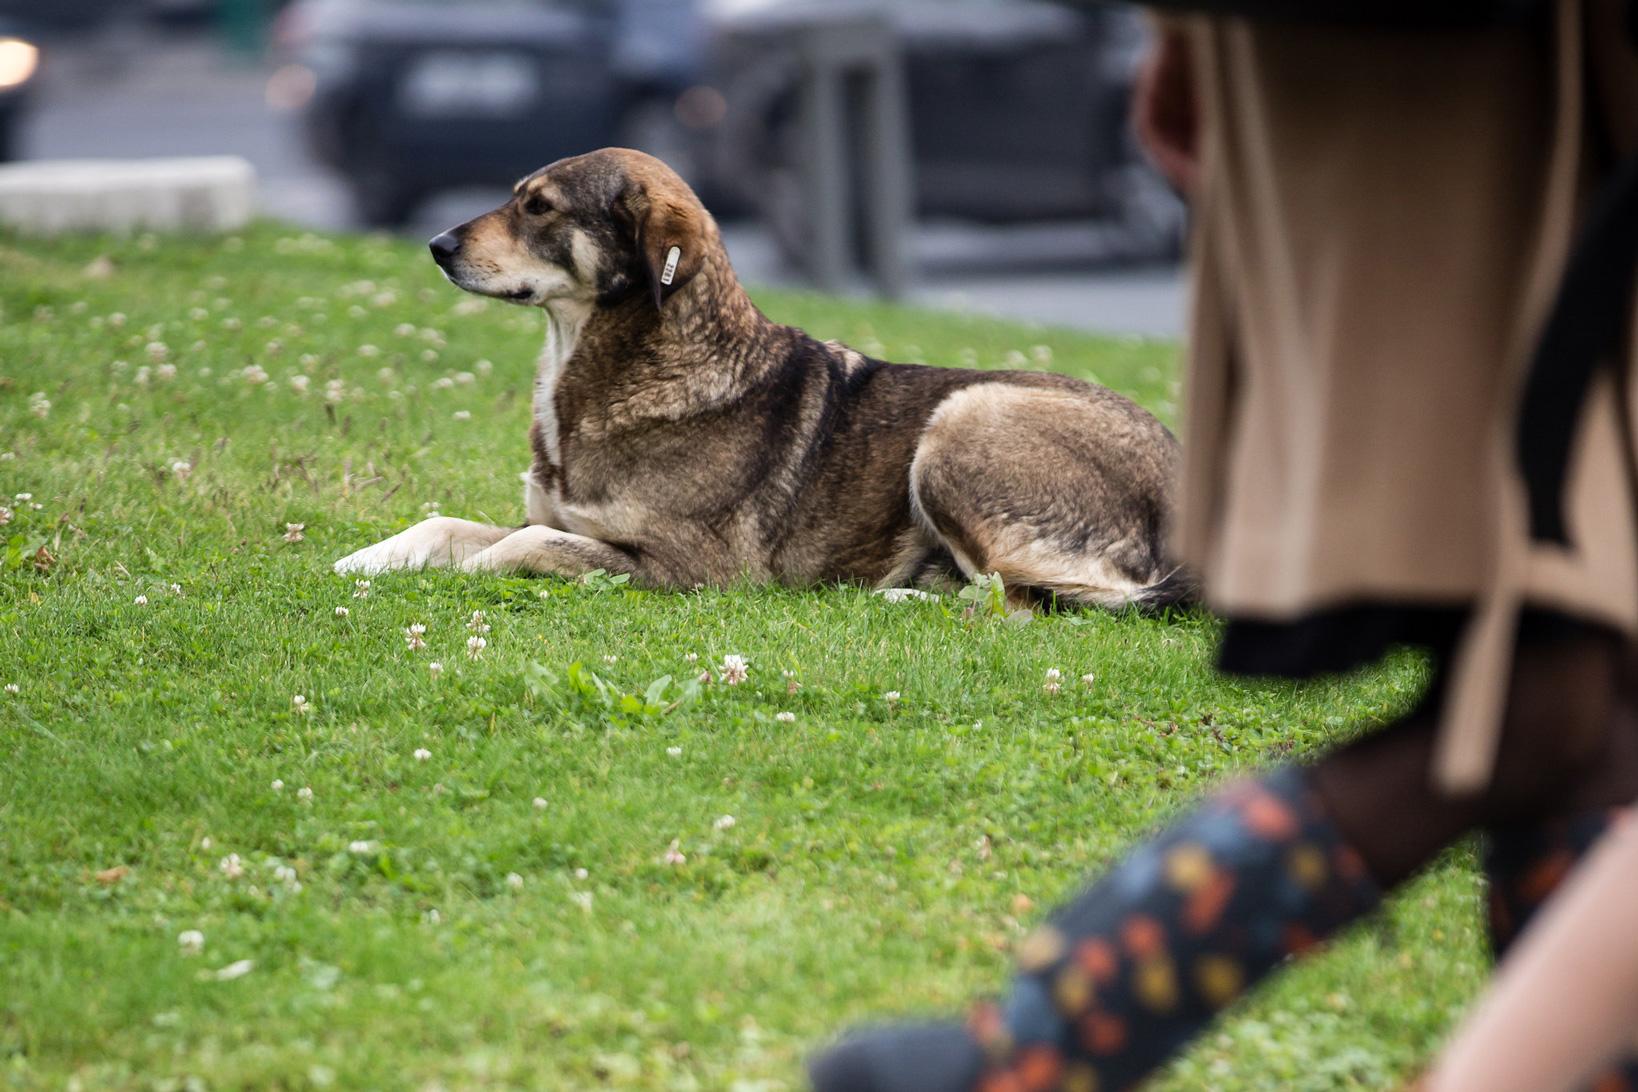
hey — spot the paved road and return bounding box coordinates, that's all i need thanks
[18,31,1185,338]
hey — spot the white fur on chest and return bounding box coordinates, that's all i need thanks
[526,300,591,525]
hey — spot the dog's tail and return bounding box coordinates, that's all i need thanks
[1129,566,1200,612]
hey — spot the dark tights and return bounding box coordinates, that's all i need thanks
[1314,628,1638,889]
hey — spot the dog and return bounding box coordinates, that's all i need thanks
[334,148,1189,609]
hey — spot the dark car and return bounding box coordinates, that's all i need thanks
[277,0,707,226]
[704,0,1182,262]
[0,20,41,162]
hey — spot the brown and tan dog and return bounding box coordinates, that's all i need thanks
[335,148,1189,608]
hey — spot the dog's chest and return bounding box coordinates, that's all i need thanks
[529,301,592,515]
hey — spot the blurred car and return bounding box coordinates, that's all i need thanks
[703,0,1183,263]
[275,0,708,226]
[0,22,41,162]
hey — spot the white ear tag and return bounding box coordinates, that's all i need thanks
[660,246,681,286]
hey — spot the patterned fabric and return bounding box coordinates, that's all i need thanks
[1485,810,1638,1092]
[808,767,1383,1092]
[965,766,1382,1091]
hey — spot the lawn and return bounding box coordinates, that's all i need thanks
[0,225,1485,1090]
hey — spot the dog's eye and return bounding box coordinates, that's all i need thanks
[523,195,552,217]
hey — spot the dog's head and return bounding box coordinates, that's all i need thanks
[428,148,712,311]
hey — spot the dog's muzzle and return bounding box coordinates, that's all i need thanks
[429,231,460,270]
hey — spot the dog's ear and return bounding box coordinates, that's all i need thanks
[616,180,707,310]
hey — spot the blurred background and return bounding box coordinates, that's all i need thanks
[0,0,1185,336]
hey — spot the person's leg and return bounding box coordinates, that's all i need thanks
[810,630,1627,1092]
[1479,690,1638,1092]
[1424,817,1638,1092]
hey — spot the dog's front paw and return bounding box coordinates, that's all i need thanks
[332,544,397,575]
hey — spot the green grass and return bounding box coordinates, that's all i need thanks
[0,226,1485,1090]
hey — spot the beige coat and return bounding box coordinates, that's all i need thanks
[1177,1,1638,789]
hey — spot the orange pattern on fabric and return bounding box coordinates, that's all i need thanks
[1122,916,1165,959]
[1081,1012,1129,1055]
[1015,1046,1064,1090]
[1077,938,1119,983]
[1184,871,1236,934]
[1241,794,1299,839]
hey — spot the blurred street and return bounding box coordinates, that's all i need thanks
[17,27,1184,338]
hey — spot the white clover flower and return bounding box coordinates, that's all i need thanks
[713,815,736,831]
[274,864,299,888]
[348,840,375,854]
[133,594,149,606]
[241,364,269,385]
[428,661,443,679]
[270,778,284,791]
[454,371,475,385]
[14,493,31,502]
[292,694,311,714]
[466,610,490,635]
[171,460,192,482]
[774,711,796,723]
[413,747,431,762]
[718,654,749,685]
[133,365,152,386]
[177,929,205,955]
[358,343,381,358]
[156,363,177,381]
[452,410,471,421]
[601,654,617,664]
[145,341,169,363]
[288,374,310,395]
[394,323,416,337]
[28,393,50,418]
[883,691,901,704]
[466,635,486,660]
[284,522,305,543]
[213,959,256,981]
[334,606,349,617]
[430,376,455,391]
[353,579,370,599]
[573,867,588,880]
[697,670,713,684]
[219,853,244,879]
[666,746,682,757]
[475,358,494,376]
[3,683,18,695]
[297,786,313,802]
[0,507,12,526]
[505,872,524,890]
[404,623,426,651]
[201,837,212,850]
[1045,668,1062,682]
[324,379,346,404]
[1044,667,1063,695]
[663,839,686,866]
[170,583,183,596]
[1081,672,1096,687]
[683,652,698,663]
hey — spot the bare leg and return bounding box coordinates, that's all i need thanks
[1425,818,1638,1092]
[333,517,515,575]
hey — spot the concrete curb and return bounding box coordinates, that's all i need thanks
[0,156,257,234]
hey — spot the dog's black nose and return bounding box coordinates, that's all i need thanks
[429,231,460,267]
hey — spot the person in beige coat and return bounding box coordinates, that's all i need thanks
[810,3,1638,1090]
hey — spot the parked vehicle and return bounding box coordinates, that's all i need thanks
[0,21,41,162]
[276,0,707,226]
[703,0,1183,263]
